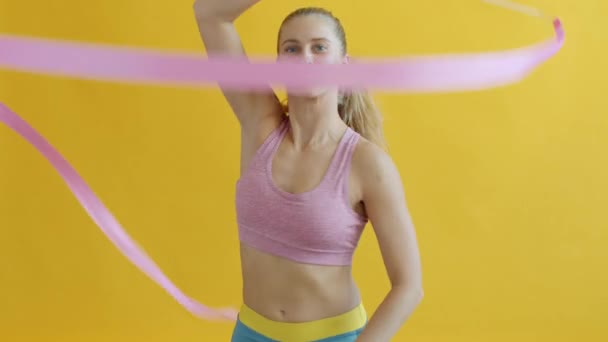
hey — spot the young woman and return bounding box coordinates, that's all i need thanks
[193,1,423,341]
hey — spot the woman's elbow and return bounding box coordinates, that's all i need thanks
[394,281,424,304]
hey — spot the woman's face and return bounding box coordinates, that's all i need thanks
[278,14,347,98]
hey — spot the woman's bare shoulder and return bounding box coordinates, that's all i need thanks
[351,136,401,194]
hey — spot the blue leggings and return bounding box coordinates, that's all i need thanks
[231,320,364,342]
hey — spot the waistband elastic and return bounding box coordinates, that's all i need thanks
[237,303,367,341]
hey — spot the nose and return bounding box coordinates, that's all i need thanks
[304,52,314,64]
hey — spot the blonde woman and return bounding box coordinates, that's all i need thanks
[193,1,423,340]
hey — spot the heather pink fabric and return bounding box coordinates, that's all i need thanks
[236,118,368,266]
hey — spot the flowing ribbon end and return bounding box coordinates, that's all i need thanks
[185,298,238,322]
[553,18,565,42]
[0,101,238,323]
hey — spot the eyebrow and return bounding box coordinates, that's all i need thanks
[281,38,330,46]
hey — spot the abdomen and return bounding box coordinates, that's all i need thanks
[239,243,362,323]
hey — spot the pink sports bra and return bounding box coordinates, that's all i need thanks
[235,117,369,266]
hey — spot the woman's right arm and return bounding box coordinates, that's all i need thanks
[193,0,283,129]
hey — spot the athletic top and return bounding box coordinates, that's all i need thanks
[235,117,369,266]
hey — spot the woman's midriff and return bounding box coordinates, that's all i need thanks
[239,243,362,323]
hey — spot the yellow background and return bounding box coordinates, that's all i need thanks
[1,0,606,341]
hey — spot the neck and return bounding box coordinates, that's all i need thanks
[286,93,346,150]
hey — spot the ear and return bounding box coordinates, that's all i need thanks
[343,54,350,64]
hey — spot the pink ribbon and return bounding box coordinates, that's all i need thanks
[0,20,563,92]
[0,102,239,321]
[0,4,564,322]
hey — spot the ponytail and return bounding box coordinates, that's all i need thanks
[339,90,387,150]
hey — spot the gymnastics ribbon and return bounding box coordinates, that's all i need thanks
[0,1,564,322]
[0,20,563,93]
[0,102,239,321]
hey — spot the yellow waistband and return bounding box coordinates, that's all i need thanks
[238,303,367,342]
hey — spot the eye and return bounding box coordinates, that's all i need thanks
[284,46,298,53]
[314,44,328,52]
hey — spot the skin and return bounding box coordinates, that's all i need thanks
[194,1,423,340]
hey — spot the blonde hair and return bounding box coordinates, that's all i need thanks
[278,7,387,150]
